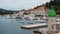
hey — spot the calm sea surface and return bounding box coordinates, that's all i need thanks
[0,15,38,34]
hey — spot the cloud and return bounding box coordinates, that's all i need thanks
[0,0,50,10]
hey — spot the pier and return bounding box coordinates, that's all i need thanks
[21,23,47,29]
[21,22,60,29]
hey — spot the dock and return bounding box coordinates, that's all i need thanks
[21,22,60,29]
[21,23,47,29]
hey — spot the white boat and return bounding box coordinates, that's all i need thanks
[5,15,16,19]
[33,18,47,23]
[56,15,60,22]
[4,15,10,19]
[35,20,47,23]
[56,18,60,22]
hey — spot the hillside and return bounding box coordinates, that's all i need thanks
[0,8,18,15]
[46,0,60,15]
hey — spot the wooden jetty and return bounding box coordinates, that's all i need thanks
[21,23,47,29]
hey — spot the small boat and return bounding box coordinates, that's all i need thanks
[5,14,16,19]
[15,16,21,19]
[56,18,60,22]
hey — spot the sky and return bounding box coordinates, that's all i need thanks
[0,0,50,10]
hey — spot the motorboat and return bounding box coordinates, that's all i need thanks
[33,17,47,23]
[56,18,60,22]
[15,16,21,19]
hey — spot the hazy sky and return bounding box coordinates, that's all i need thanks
[0,0,50,10]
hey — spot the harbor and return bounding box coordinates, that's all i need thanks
[0,6,60,34]
[1,6,60,34]
[0,16,35,34]
[0,15,60,34]
[0,15,49,34]
[0,0,60,34]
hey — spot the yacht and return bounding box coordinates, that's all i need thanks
[33,18,47,23]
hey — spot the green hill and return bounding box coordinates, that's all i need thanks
[0,8,18,15]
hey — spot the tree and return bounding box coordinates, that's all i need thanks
[46,0,60,15]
